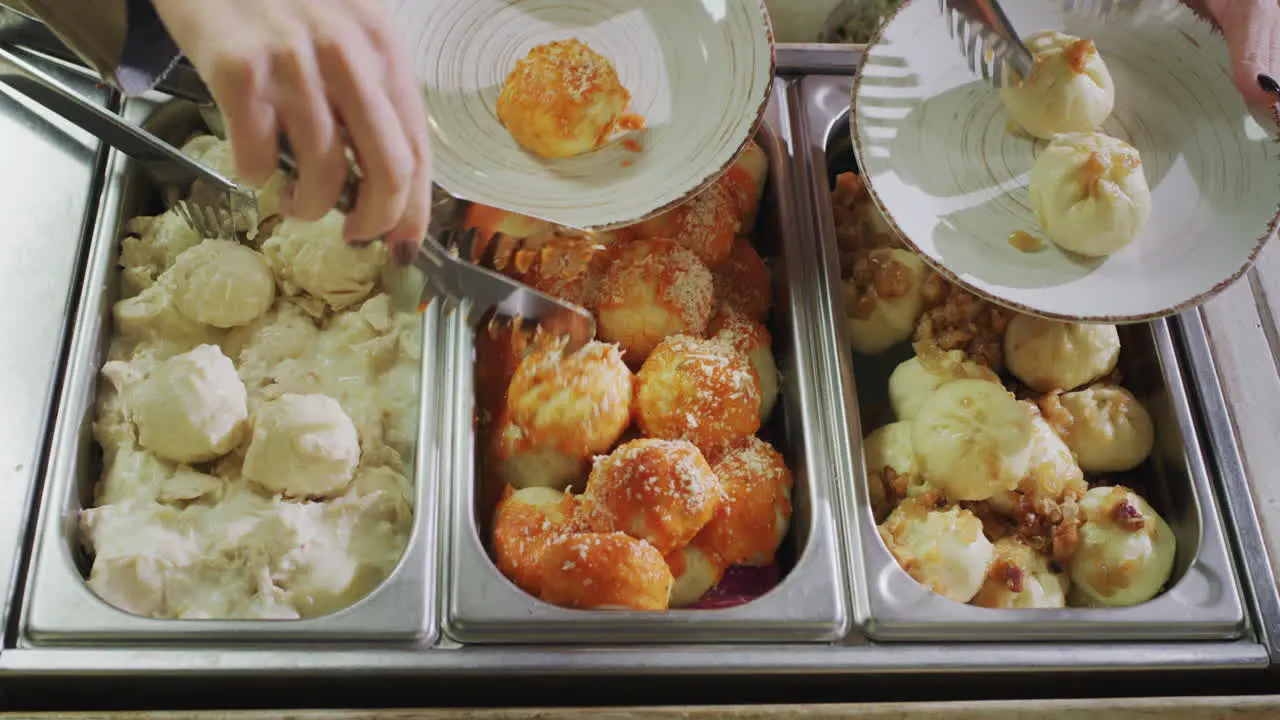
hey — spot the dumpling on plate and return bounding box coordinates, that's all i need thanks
[1003,314,1120,393]
[1029,132,1153,258]
[496,39,632,159]
[999,31,1115,140]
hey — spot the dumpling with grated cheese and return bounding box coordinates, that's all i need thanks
[595,238,715,366]
[633,335,762,455]
[496,38,632,159]
[577,438,721,555]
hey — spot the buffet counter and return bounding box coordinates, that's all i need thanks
[1,42,1279,714]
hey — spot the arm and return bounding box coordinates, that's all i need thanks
[0,0,181,95]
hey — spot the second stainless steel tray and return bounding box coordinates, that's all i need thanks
[19,97,441,645]
[439,78,849,644]
[798,73,1246,642]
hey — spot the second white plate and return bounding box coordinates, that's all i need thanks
[852,0,1280,322]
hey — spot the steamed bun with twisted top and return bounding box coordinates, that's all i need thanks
[1004,315,1120,393]
[999,31,1115,140]
[1057,384,1156,473]
[1069,486,1176,607]
[845,248,928,355]
[988,407,1086,516]
[863,421,928,520]
[1029,132,1153,258]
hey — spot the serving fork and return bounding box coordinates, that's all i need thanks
[938,0,1035,88]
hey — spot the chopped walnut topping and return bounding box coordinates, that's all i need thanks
[913,275,1013,371]
[1111,500,1146,531]
[1001,561,1026,594]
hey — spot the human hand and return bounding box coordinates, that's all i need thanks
[151,0,431,264]
[1191,0,1280,111]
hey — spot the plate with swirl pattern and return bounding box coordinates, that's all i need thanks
[391,0,775,232]
[852,0,1280,322]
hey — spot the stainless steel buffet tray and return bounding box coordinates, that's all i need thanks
[17,97,441,645]
[438,77,850,644]
[797,74,1246,642]
[0,49,111,651]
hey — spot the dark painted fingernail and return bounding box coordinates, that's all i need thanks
[1258,74,1280,96]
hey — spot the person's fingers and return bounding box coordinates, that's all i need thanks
[373,20,432,262]
[1216,0,1280,109]
[205,55,279,186]
[272,40,349,221]
[318,35,415,244]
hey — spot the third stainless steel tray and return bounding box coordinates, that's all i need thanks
[797,73,1246,642]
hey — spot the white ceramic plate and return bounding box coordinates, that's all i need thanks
[389,0,775,232]
[851,0,1280,322]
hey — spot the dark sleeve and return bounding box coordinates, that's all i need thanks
[114,0,183,96]
[4,0,183,97]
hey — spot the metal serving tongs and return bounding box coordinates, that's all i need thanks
[324,178,597,351]
[0,14,595,350]
[0,42,256,240]
[938,0,1035,88]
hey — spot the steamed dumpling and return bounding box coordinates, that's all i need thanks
[168,239,276,329]
[1003,315,1120,393]
[971,537,1069,609]
[1029,132,1153,258]
[846,248,927,355]
[1069,486,1176,607]
[1057,384,1155,472]
[879,497,994,603]
[125,344,248,464]
[989,407,1087,516]
[863,421,927,520]
[888,349,1001,421]
[911,379,1033,502]
[999,31,1115,140]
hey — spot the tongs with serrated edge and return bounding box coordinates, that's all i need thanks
[939,0,1035,88]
